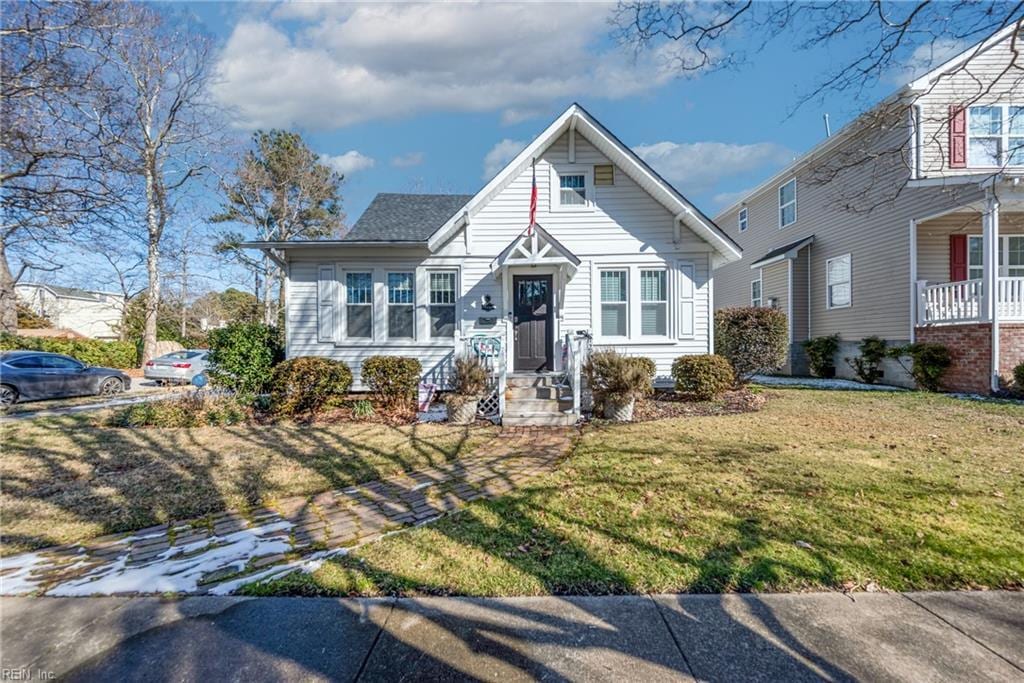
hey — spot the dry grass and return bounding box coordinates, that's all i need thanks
[254,389,1024,597]
[0,413,495,554]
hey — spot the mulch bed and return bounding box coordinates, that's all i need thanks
[630,388,766,422]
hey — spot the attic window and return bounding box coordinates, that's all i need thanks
[594,164,614,186]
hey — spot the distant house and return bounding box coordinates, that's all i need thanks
[712,25,1024,394]
[244,103,741,424]
[16,283,125,340]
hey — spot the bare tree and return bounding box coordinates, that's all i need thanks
[99,4,222,362]
[614,2,1024,209]
[0,0,124,332]
[212,130,344,327]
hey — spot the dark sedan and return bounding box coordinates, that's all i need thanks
[0,351,131,408]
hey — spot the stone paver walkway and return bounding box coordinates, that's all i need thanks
[0,427,572,597]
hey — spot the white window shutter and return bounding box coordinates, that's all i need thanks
[317,264,336,342]
[678,263,694,339]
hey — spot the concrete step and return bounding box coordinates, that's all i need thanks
[505,397,573,412]
[506,385,569,400]
[506,373,565,389]
[503,412,577,427]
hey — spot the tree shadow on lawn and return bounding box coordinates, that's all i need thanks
[0,415,480,553]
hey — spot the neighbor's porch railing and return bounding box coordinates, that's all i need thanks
[560,331,591,417]
[917,277,1024,324]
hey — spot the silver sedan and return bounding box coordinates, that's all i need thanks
[144,349,210,385]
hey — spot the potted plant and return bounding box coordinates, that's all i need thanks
[444,355,489,425]
[584,349,652,422]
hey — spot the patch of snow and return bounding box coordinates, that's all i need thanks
[752,375,906,391]
[207,548,348,596]
[38,520,293,597]
[417,405,447,423]
[949,392,1024,405]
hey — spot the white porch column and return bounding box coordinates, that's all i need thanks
[983,195,1001,391]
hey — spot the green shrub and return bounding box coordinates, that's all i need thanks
[671,354,734,400]
[362,355,422,409]
[846,336,888,384]
[207,322,283,395]
[270,357,353,417]
[629,356,657,386]
[714,307,788,383]
[0,333,138,368]
[802,334,841,377]
[888,343,951,392]
[584,349,652,408]
[110,393,247,428]
[1012,362,1024,395]
[352,399,375,419]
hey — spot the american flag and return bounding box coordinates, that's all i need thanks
[528,159,537,235]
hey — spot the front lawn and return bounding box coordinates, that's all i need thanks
[254,389,1024,596]
[0,414,495,554]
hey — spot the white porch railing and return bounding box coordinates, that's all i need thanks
[454,321,510,421]
[561,332,590,417]
[917,277,1024,325]
[998,277,1024,320]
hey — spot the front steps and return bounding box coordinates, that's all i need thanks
[503,373,577,427]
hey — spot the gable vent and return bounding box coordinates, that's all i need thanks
[594,164,614,186]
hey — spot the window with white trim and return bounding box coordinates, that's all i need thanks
[559,173,587,206]
[826,254,851,309]
[428,270,457,338]
[387,272,415,339]
[640,269,667,336]
[739,207,748,232]
[968,105,1024,167]
[751,279,762,307]
[600,269,628,337]
[968,235,1024,278]
[345,272,373,339]
[779,179,797,228]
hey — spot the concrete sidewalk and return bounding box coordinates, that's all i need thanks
[1,592,1021,681]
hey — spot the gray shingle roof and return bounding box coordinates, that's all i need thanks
[344,193,474,242]
[749,235,814,268]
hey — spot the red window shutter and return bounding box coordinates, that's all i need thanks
[950,234,968,281]
[949,105,967,168]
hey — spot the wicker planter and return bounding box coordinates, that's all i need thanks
[602,397,636,422]
[447,397,479,425]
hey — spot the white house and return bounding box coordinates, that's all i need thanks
[15,283,125,340]
[244,104,741,424]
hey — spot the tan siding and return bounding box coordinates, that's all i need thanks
[917,29,1024,176]
[791,248,810,343]
[917,211,1024,283]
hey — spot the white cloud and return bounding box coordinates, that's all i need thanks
[633,141,794,195]
[712,187,756,209]
[391,152,424,168]
[888,39,965,84]
[214,4,682,130]
[482,139,526,179]
[320,150,375,176]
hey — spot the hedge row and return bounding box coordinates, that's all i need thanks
[0,333,138,369]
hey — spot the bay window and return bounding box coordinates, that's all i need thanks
[387,272,415,339]
[600,270,628,337]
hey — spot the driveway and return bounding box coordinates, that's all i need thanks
[2,591,1021,681]
[1,379,189,421]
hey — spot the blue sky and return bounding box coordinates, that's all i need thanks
[194,2,931,225]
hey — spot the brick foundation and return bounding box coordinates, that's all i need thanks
[914,323,1024,394]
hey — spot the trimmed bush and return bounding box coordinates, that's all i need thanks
[629,356,657,390]
[270,357,353,418]
[846,336,888,384]
[802,334,840,377]
[110,393,247,428]
[207,322,283,395]
[714,307,788,383]
[0,332,138,368]
[888,343,951,392]
[362,355,422,409]
[672,354,734,400]
[1013,362,1024,395]
[584,349,652,409]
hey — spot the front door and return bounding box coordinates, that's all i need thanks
[513,275,553,372]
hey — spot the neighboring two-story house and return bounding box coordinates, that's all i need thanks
[713,24,1024,393]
